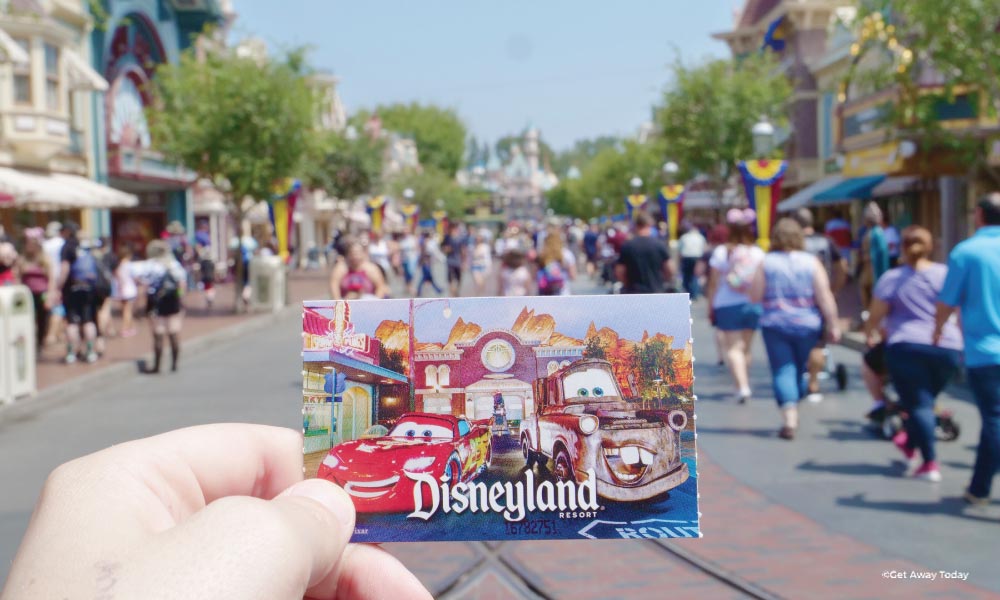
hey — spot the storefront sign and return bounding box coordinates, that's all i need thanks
[304,302,377,362]
[843,142,905,177]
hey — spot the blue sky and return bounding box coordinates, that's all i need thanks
[230,1,737,150]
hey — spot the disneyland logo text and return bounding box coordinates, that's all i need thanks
[405,469,601,522]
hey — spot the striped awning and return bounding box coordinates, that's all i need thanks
[0,168,137,209]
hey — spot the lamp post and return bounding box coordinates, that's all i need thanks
[752,116,776,159]
[662,161,679,183]
[740,116,786,250]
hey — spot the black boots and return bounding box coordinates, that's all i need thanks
[169,333,179,372]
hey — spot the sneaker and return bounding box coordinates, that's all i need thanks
[64,353,77,365]
[964,490,990,506]
[778,426,796,440]
[806,393,823,404]
[892,431,915,461]
[912,461,942,482]
[85,351,99,364]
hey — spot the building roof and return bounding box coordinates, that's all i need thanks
[738,0,782,27]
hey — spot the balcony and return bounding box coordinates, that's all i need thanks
[1,109,73,164]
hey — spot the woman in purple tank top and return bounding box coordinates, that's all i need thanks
[750,219,841,440]
[863,226,962,482]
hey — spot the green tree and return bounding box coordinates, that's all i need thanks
[354,103,467,175]
[654,53,792,194]
[851,3,1000,185]
[630,340,676,401]
[387,167,469,217]
[302,131,384,201]
[547,139,666,219]
[582,337,608,360]
[148,46,318,310]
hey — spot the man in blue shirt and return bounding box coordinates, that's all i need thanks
[935,192,1000,505]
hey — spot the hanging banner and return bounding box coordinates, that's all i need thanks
[658,185,685,242]
[269,178,301,263]
[738,160,787,251]
[431,210,448,239]
[624,194,648,220]
[762,15,788,52]
[400,204,420,232]
[366,196,388,234]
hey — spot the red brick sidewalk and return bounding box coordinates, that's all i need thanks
[35,270,330,391]
[385,454,995,599]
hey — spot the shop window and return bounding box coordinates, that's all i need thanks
[438,365,450,387]
[424,365,438,388]
[13,38,31,105]
[44,42,59,111]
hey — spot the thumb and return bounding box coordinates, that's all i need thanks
[114,479,356,600]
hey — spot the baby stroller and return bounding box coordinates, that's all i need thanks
[863,343,961,442]
[816,347,849,392]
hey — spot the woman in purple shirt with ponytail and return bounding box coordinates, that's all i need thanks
[865,226,963,483]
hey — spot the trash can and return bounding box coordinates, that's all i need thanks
[249,256,286,313]
[0,285,37,404]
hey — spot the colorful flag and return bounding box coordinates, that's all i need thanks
[269,178,301,263]
[624,194,647,220]
[366,196,388,234]
[432,210,448,239]
[738,160,787,251]
[400,203,420,232]
[657,185,685,242]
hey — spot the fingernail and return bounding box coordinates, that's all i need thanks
[284,479,353,516]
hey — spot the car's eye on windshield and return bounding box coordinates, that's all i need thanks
[577,388,589,397]
[593,387,604,397]
[422,430,433,437]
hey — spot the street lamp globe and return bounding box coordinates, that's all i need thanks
[402,188,415,200]
[752,116,776,157]
[662,161,679,176]
[435,198,445,209]
[592,197,603,208]
[629,176,643,189]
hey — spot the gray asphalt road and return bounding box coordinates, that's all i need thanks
[2,273,998,591]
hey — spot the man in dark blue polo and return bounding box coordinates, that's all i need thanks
[935,192,1000,505]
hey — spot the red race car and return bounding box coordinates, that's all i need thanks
[317,412,492,513]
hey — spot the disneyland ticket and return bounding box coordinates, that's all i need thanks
[301,294,699,542]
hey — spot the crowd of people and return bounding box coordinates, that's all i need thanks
[2,192,999,505]
[0,220,200,374]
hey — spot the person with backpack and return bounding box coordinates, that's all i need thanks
[705,208,765,404]
[536,225,575,296]
[134,240,187,374]
[750,218,841,440]
[56,225,104,364]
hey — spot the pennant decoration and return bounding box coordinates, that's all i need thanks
[658,185,685,242]
[624,194,648,220]
[400,203,420,233]
[269,178,301,263]
[432,210,448,239]
[762,15,788,52]
[738,160,788,251]
[366,196,388,234]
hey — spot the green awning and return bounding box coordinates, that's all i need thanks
[813,175,887,205]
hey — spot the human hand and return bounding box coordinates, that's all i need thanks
[827,325,842,345]
[1,424,431,600]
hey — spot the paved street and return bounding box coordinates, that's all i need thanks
[1,269,998,598]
